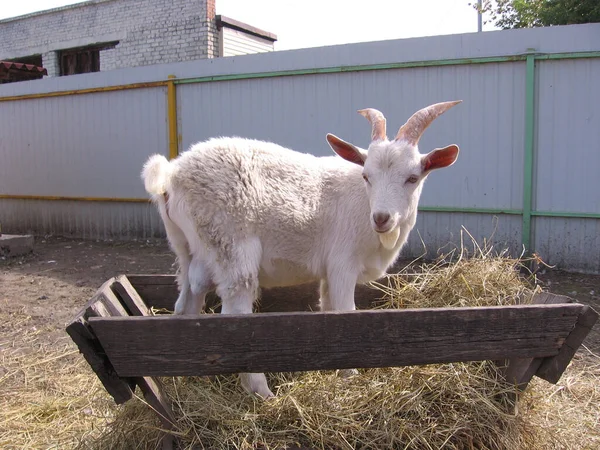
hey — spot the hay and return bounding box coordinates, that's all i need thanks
[0,306,116,449]
[83,235,599,449]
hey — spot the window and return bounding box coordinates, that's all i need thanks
[58,42,118,76]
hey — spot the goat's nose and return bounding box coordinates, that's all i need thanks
[373,212,391,227]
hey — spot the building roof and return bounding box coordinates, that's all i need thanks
[0,61,48,80]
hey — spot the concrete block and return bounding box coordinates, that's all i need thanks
[0,234,34,257]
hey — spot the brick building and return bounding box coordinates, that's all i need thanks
[0,0,277,82]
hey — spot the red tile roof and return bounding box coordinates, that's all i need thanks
[0,60,48,76]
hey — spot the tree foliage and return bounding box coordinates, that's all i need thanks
[473,0,600,29]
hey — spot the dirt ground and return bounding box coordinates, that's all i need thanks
[0,236,599,447]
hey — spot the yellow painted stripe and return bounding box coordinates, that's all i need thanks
[167,75,179,159]
[0,80,168,102]
[0,194,150,203]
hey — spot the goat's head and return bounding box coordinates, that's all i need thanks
[326,101,461,244]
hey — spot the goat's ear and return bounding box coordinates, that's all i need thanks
[422,144,459,172]
[326,133,367,166]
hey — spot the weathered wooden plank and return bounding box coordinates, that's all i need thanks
[259,283,387,312]
[112,276,151,316]
[536,305,599,383]
[502,291,574,389]
[66,317,134,404]
[137,377,176,425]
[99,288,129,316]
[110,276,178,446]
[133,285,179,310]
[532,292,573,304]
[127,274,177,286]
[502,357,544,390]
[89,304,584,378]
[137,376,177,450]
[126,275,178,310]
[125,275,387,312]
[65,280,135,404]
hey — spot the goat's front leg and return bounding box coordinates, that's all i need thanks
[318,279,331,311]
[218,282,274,399]
[324,268,359,378]
[325,266,357,311]
[214,238,274,399]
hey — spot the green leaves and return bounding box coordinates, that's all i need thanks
[471,0,600,29]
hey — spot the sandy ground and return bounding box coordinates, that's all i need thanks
[0,236,598,447]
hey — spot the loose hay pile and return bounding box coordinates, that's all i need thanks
[0,307,115,448]
[80,241,599,450]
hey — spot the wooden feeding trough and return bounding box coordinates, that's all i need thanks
[66,274,598,449]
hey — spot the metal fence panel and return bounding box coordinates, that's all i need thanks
[0,199,164,240]
[535,58,600,214]
[0,87,167,199]
[533,217,600,274]
[178,62,525,210]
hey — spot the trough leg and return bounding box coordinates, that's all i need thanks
[137,377,177,450]
[501,292,596,390]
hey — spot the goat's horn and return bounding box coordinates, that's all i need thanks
[358,108,387,142]
[394,100,462,145]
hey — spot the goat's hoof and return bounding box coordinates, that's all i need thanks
[173,301,185,315]
[256,388,275,400]
[339,368,359,378]
[248,385,275,400]
[240,373,275,400]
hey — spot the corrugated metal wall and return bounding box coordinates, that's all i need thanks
[0,200,164,240]
[531,57,600,272]
[1,23,599,272]
[535,58,600,214]
[0,88,168,198]
[220,27,274,57]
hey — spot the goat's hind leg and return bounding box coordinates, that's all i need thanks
[185,257,213,315]
[161,215,198,315]
[173,252,212,315]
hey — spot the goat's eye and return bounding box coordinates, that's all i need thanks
[362,174,370,184]
[406,175,419,184]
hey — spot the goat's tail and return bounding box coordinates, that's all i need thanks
[142,154,172,197]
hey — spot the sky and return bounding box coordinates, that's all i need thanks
[0,0,499,51]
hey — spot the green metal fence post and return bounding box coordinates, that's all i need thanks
[522,53,536,254]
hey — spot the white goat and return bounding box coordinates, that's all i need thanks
[142,100,461,398]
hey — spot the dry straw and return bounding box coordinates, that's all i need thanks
[0,307,116,448]
[2,230,598,449]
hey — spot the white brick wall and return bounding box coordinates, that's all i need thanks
[41,51,60,77]
[0,0,218,75]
